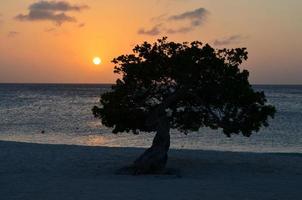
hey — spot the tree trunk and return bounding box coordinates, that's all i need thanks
[132,117,170,174]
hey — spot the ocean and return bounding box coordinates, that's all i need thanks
[0,84,301,153]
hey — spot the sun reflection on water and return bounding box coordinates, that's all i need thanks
[86,135,108,146]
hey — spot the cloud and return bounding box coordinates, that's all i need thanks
[213,35,244,46]
[15,11,76,25]
[8,31,20,37]
[15,1,89,26]
[138,24,162,36]
[29,1,89,11]
[166,27,192,34]
[168,7,207,26]
[138,7,208,36]
[45,27,56,32]
[150,14,167,22]
[78,23,85,28]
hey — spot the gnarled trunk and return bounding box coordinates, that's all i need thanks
[132,117,170,174]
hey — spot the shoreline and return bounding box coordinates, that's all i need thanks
[1,140,302,199]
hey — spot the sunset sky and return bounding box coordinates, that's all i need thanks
[0,0,301,84]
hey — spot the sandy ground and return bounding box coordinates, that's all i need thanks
[0,141,302,200]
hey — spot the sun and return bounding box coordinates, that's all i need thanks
[93,57,102,65]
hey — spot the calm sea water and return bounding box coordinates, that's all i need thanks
[0,84,301,153]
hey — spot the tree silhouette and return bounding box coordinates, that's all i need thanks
[93,37,276,174]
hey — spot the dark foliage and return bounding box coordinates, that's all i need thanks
[93,37,276,137]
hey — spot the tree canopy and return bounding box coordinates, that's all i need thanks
[93,37,276,138]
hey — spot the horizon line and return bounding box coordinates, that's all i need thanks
[0,82,302,86]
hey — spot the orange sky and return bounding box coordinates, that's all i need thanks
[0,0,302,84]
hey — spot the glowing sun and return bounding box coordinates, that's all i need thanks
[93,57,102,65]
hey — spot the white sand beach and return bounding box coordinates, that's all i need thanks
[1,140,301,200]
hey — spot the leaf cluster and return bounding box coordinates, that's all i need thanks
[93,37,276,137]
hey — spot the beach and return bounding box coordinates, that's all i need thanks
[1,140,301,200]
